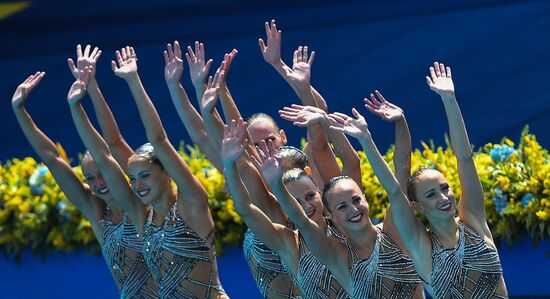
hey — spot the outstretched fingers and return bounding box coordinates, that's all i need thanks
[76,44,83,58]
[67,58,78,73]
[27,71,45,90]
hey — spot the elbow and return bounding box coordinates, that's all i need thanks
[386,184,404,200]
[192,132,211,149]
[105,134,125,148]
[42,153,62,166]
[148,131,168,146]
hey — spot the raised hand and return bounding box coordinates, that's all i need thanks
[111,46,138,80]
[185,41,213,88]
[364,90,404,122]
[426,62,455,97]
[11,71,45,109]
[67,44,101,79]
[329,108,370,140]
[219,49,237,88]
[164,41,184,86]
[285,46,315,91]
[258,19,282,66]
[251,139,283,186]
[201,66,225,113]
[279,104,327,127]
[67,67,92,106]
[221,118,248,164]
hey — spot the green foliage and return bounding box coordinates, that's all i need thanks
[1,128,548,261]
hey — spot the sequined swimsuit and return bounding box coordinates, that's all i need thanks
[143,202,225,299]
[424,221,506,299]
[100,210,159,298]
[348,228,421,299]
[243,229,301,298]
[295,218,349,299]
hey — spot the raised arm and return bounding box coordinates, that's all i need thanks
[279,104,361,185]
[364,91,412,250]
[186,41,226,132]
[163,41,223,171]
[259,20,328,110]
[277,46,342,184]
[11,72,105,236]
[426,63,487,231]
[329,109,431,273]
[67,67,147,233]
[199,65,226,150]
[222,119,298,271]
[68,44,133,171]
[252,139,351,292]
[112,46,210,222]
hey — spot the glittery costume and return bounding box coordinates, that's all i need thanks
[348,228,421,299]
[100,209,159,298]
[143,202,225,299]
[423,221,506,299]
[243,229,301,298]
[295,218,349,299]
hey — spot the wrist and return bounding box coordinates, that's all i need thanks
[269,59,284,67]
[440,92,456,101]
[124,73,140,84]
[12,102,24,111]
[166,81,181,90]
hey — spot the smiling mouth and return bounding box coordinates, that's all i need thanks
[137,189,150,197]
[97,187,110,195]
[348,213,363,223]
[305,209,315,219]
[439,202,452,212]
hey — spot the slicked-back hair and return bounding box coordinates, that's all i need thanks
[276,146,308,171]
[247,113,280,132]
[321,175,355,212]
[282,168,314,186]
[134,143,164,169]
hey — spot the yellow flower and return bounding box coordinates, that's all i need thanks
[536,210,550,221]
[497,176,510,191]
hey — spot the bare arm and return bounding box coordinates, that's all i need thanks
[68,44,133,170]
[67,67,147,233]
[330,109,431,277]
[427,63,487,232]
[185,42,226,148]
[253,138,352,292]
[364,91,411,249]
[199,65,226,150]
[222,120,298,272]
[163,41,223,171]
[11,72,104,233]
[112,47,211,232]
[279,105,362,185]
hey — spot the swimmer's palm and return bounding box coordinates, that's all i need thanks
[429,77,455,96]
[259,157,283,186]
[113,60,138,79]
[221,137,246,163]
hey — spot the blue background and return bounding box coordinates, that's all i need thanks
[1,0,550,298]
[1,0,549,162]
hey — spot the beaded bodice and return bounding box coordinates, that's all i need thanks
[143,202,222,299]
[348,228,421,299]
[426,221,506,299]
[243,229,301,298]
[100,210,159,298]
[296,218,349,299]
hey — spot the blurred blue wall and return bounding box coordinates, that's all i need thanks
[1,0,549,162]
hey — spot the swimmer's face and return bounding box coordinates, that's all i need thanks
[325,179,370,233]
[411,169,456,221]
[248,120,287,149]
[81,154,113,202]
[285,178,323,223]
[127,155,170,205]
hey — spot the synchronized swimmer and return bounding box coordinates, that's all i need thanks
[12,19,507,299]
